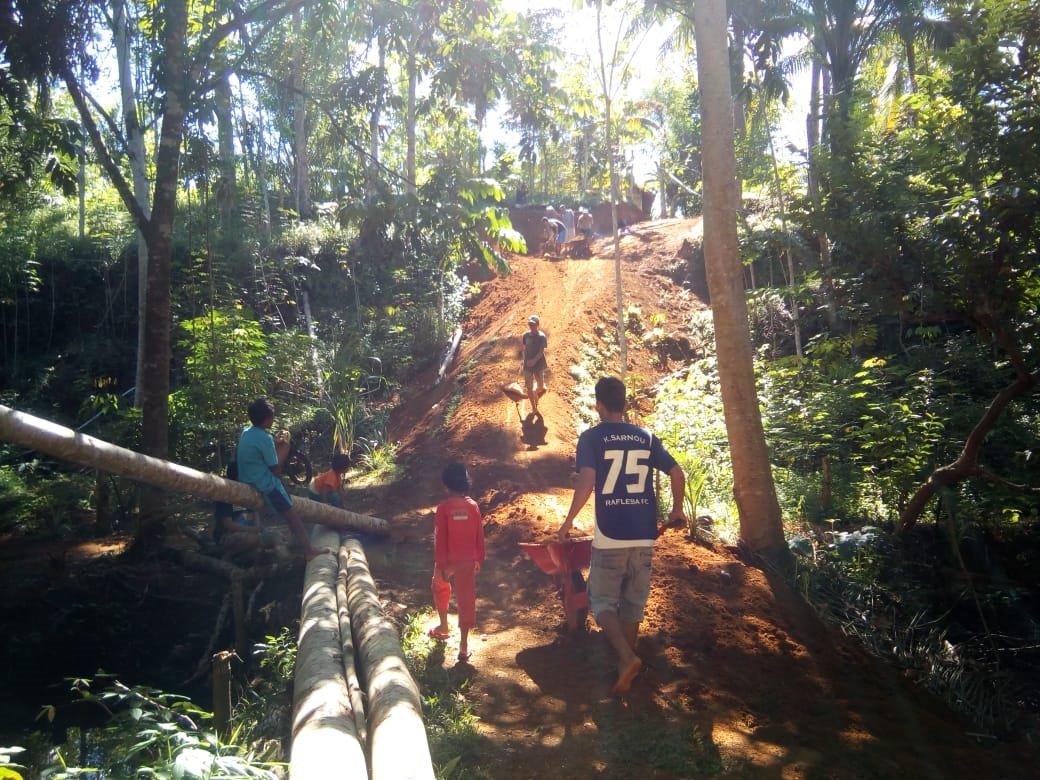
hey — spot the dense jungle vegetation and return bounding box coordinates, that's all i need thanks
[1,0,1038,775]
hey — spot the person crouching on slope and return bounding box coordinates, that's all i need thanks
[308,452,351,508]
[429,462,485,663]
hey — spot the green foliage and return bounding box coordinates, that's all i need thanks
[761,338,948,521]
[650,358,737,533]
[0,464,36,532]
[399,610,484,779]
[354,439,400,486]
[0,462,95,538]
[255,628,297,685]
[29,678,279,779]
[175,307,269,427]
[646,68,703,215]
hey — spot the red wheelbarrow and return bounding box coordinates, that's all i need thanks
[518,536,593,632]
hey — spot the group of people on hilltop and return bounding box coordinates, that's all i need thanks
[222,311,685,695]
[541,205,594,255]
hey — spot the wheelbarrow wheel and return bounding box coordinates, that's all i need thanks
[568,570,590,633]
[576,607,589,632]
[571,569,587,592]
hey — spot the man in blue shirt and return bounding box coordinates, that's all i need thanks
[557,376,686,695]
[237,398,329,561]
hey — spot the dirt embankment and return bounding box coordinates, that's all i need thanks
[354,218,1036,778]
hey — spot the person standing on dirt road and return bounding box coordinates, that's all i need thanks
[560,205,575,241]
[576,208,593,240]
[556,376,687,695]
[521,314,548,416]
[429,462,485,663]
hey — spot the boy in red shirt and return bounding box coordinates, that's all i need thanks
[429,462,485,662]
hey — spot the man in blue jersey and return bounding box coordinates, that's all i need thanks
[557,376,686,695]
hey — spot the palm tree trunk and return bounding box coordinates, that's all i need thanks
[694,0,789,564]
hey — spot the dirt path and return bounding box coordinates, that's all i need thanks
[356,220,1034,777]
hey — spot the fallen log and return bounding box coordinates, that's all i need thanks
[0,404,387,535]
[290,527,367,779]
[343,537,434,780]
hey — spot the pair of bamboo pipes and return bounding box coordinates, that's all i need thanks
[291,529,434,779]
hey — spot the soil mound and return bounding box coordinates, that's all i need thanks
[355,218,1036,777]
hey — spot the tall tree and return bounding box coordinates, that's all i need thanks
[110,0,153,408]
[588,0,655,373]
[693,0,789,563]
[5,0,314,538]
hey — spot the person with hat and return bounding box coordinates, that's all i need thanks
[521,314,548,416]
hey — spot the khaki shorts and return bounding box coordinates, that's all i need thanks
[588,546,653,623]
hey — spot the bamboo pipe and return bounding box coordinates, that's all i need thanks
[336,554,369,749]
[291,527,367,778]
[0,404,387,535]
[343,537,434,780]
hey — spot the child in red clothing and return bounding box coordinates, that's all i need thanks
[430,462,485,662]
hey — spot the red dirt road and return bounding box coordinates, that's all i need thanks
[356,220,1035,778]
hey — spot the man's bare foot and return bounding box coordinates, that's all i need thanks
[612,657,642,695]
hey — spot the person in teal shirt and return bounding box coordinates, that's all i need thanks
[237,398,329,561]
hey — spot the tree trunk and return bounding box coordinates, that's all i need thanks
[694,0,789,566]
[214,63,237,233]
[607,97,627,375]
[78,145,86,239]
[255,110,272,244]
[336,544,368,749]
[806,61,839,333]
[292,9,311,219]
[406,48,417,195]
[0,404,389,535]
[131,0,190,531]
[730,16,746,209]
[291,528,367,779]
[343,537,435,780]
[211,650,234,738]
[112,0,153,409]
[368,34,385,196]
[594,2,627,375]
[95,470,112,536]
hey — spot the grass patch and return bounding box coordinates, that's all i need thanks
[432,388,465,437]
[400,609,491,779]
[593,706,726,776]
